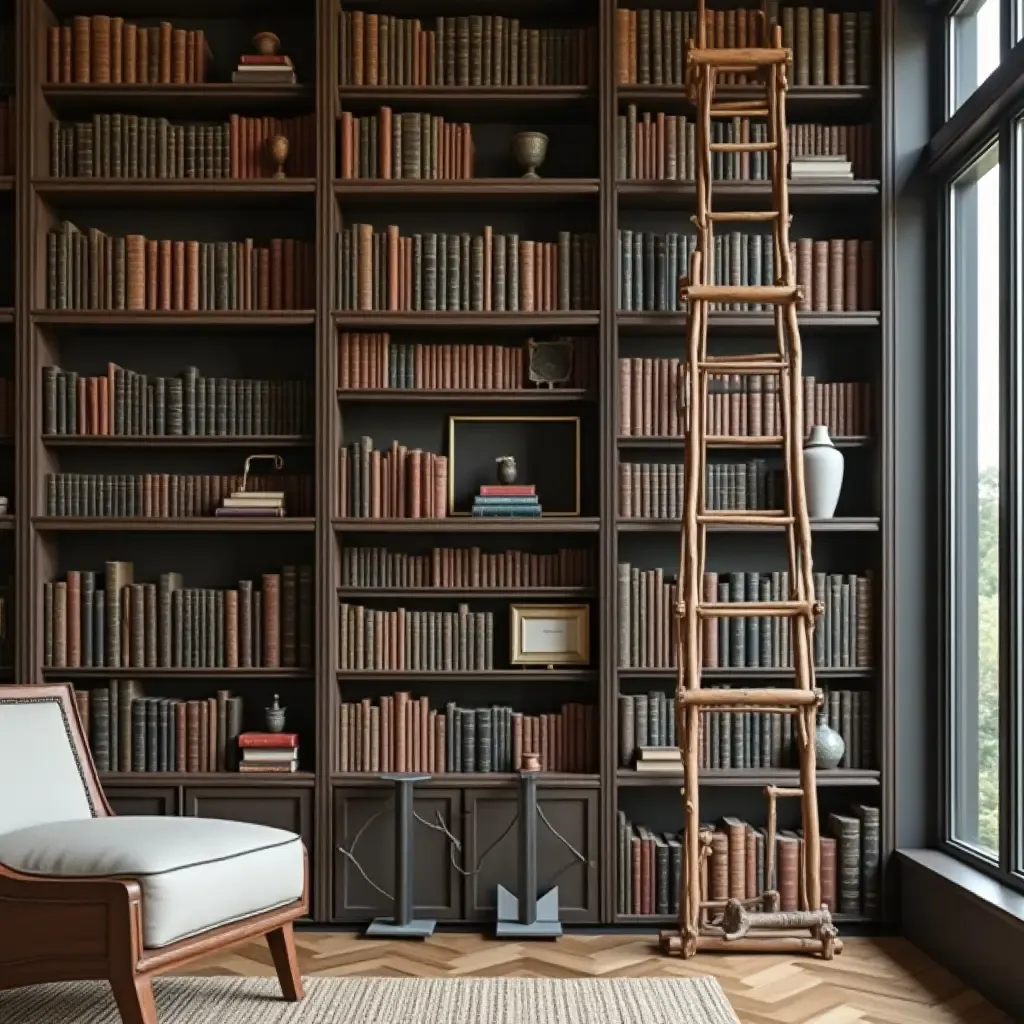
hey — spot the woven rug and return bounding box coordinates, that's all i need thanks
[0,975,740,1023]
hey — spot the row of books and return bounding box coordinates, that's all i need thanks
[616,231,876,313]
[619,461,787,520]
[617,112,873,182]
[338,439,448,520]
[48,17,212,85]
[338,333,596,392]
[42,366,312,438]
[338,604,494,672]
[45,473,315,520]
[338,694,596,774]
[336,227,599,313]
[43,563,314,670]
[340,545,596,590]
[49,113,317,180]
[615,6,872,87]
[617,566,873,670]
[619,688,874,770]
[617,805,879,919]
[619,362,871,440]
[340,13,597,87]
[47,225,315,312]
[339,110,474,181]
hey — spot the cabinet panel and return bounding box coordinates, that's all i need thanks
[183,787,313,851]
[333,787,462,923]
[464,787,599,924]
[104,786,178,817]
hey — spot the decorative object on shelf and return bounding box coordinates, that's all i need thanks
[495,455,518,485]
[814,710,846,770]
[217,455,287,518]
[520,752,542,772]
[527,338,575,389]
[233,31,297,85]
[513,131,549,179]
[510,604,589,668]
[270,135,290,178]
[803,424,845,519]
[265,694,286,734]
[789,153,854,181]
[239,730,299,774]
[448,416,581,516]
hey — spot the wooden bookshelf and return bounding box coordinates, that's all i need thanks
[8,0,895,929]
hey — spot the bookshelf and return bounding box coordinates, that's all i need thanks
[9,0,895,928]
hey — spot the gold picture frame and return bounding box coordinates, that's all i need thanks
[447,415,582,516]
[510,604,590,667]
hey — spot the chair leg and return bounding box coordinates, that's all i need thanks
[111,973,158,1024]
[266,923,304,1001]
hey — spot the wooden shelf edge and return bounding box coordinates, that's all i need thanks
[618,84,874,102]
[330,772,601,787]
[337,587,597,598]
[43,435,313,448]
[33,310,316,326]
[43,668,313,678]
[334,178,600,198]
[337,670,596,682]
[333,517,601,532]
[617,311,881,328]
[617,769,881,787]
[334,311,600,327]
[99,771,316,786]
[338,85,595,101]
[34,178,317,196]
[618,667,875,679]
[33,516,316,532]
[337,388,595,403]
[617,179,881,197]
[617,517,881,532]
[617,435,872,449]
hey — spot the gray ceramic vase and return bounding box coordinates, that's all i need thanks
[265,693,286,733]
[803,424,844,519]
[815,711,846,770]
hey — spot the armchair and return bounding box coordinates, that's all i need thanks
[0,683,307,1024]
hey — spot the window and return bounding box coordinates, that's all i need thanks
[950,0,1002,111]
[948,145,1001,858]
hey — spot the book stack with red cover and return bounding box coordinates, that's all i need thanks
[238,731,299,773]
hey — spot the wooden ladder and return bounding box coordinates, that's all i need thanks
[657,0,841,960]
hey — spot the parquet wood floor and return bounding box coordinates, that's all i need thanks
[175,932,1013,1023]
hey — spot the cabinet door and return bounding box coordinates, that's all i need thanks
[463,787,599,924]
[104,786,179,817]
[183,787,313,851]
[333,786,462,923]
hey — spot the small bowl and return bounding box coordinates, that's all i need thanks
[253,32,281,56]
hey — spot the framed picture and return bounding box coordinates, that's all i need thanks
[510,604,590,667]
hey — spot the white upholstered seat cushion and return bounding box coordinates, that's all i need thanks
[0,816,304,948]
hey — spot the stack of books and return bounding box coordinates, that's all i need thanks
[232,54,297,85]
[789,154,854,181]
[471,484,542,517]
[634,746,682,773]
[216,487,285,518]
[238,732,299,773]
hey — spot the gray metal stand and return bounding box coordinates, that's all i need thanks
[495,770,562,939]
[366,773,436,939]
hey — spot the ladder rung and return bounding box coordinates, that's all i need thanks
[690,47,789,67]
[708,210,780,222]
[710,106,771,118]
[697,511,795,525]
[709,141,779,152]
[698,358,787,373]
[683,284,800,303]
[701,352,787,365]
[707,434,784,446]
[678,687,820,708]
[696,600,812,618]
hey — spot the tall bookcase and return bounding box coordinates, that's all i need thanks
[11,0,896,928]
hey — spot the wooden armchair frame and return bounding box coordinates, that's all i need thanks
[0,684,308,1024]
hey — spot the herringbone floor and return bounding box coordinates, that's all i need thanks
[177,932,1012,1023]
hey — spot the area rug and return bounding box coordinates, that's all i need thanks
[0,975,740,1023]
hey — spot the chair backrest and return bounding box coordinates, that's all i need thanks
[0,685,102,836]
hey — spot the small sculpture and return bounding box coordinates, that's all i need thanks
[513,132,549,179]
[520,752,542,772]
[265,693,286,733]
[252,31,281,56]
[270,135,289,178]
[527,338,575,389]
[496,455,517,485]
[814,710,846,770]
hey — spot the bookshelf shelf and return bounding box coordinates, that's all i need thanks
[42,83,314,115]
[0,516,13,531]
[616,517,881,533]
[0,175,12,191]
[33,311,317,328]
[43,668,313,680]
[43,435,313,448]
[334,179,601,202]
[337,670,597,684]
[98,771,316,786]
[0,308,13,323]
[618,84,875,108]
[337,85,595,114]
[34,179,318,205]
[617,667,875,681]
[616,311,881,332]
[337,587,597,599]
[337,389,595,404]
[617,179,881,207]
[333,311,601,329]
[330,772,602,787]
[333,517,601,533]
[617,435,872,450]
[617,769,882,787]
[32,517,316,532]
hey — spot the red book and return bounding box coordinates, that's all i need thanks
[479,485,536,496]
[239,55,294,66]
[238,732,299,748]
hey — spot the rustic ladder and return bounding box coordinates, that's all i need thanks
[657,0,841,960]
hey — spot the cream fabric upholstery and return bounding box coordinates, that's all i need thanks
[0,697,95,835]
[0,816,304,948]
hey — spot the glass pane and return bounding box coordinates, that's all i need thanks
[950,145,1000,858]
[952,0,1001,111]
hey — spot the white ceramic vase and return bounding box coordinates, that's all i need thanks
[803,425,844,519]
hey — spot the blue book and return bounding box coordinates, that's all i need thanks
[472,495,540,506]
[471,506,543,517]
